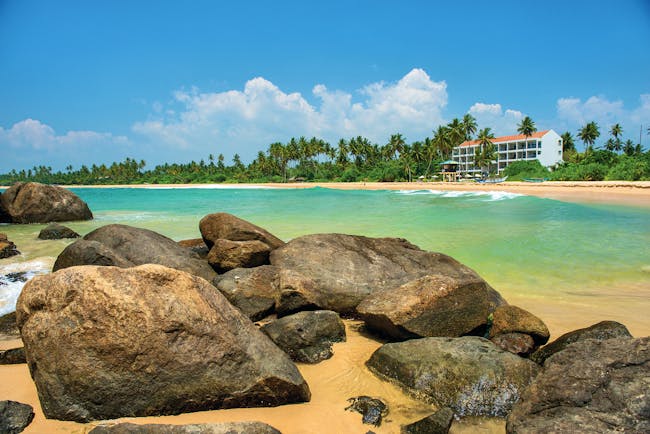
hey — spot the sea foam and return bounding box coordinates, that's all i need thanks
[395,190,523,201]
[0,258,53,316]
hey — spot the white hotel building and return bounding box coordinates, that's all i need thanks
[452,129,563,175]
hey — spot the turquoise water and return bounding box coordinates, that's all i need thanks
[2,186,649,336]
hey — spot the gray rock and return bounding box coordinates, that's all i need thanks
[530,320,632,365]
[0,400,35,434]
[488,305,549,347]
[506,337,650,433]
[17,264,310,422]
[177,238,209,258]
[491,333,536,357]
[37,223,80,240]
[401,407,454,434]
[270,234,489,314]
[345,396,389,427]
[214,266,280,321]
[357,274,506,340]
[0,312,19,339]
[199,213,284,250]
[0,347,26,364]
[367,336,540,417]
[0,182,92,223]
[88,421,282,434]
[53,224,218,284]
[275,269,320,317]
[261,310,346,363]
[207,239,271,272]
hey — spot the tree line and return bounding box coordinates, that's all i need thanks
[1,116,649,185]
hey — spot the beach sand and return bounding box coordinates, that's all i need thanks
[1,180,648,433]
[62,180,650,208]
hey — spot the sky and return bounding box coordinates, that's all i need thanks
[1,0,649,172]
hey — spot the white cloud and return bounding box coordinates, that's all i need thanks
[132,68,448,161]
[468,102,524,135]
[0,119,129,171]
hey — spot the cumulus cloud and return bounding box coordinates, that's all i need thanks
[0,119,129,172]
[468,102,524,134]
[132,68,448,161]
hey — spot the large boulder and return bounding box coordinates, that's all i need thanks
[37,223,80,240]
[270,234,489,314]
[53,224,218,283]
[207,239,271,273]
[0,233,20,259]
[357,274,506,340]
[199,213,285,250]
[530,320,632,365]
[261,310,346,363]
[88,422,282,434]
[16,264,310,422]
[0,182,92,223]
[367,336,540,417]
[214,266,280,321]
[507,337,650,433]
[0,401,34,434]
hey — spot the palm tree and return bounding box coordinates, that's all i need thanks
[432,125,452,159]
[447,118,465,148]
[462,113,478,141]
[623,139,636,156]
[561,132,576,156]
[578,121,600,151]
[517,116,537,137]
[387,133,406,160]
[336,139,349,166]
[474,128,496,174]
[609,124,623,153]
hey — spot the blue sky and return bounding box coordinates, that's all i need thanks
[1,0,649,172]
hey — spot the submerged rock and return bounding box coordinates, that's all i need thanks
[367,336,539,417]
[401,407,454,434]
[37,223,80,240]
[88,421,282,434]
[53,224,218,284]
[0,182,92,223]
[271,234,490,314]
[214,266,280,321]
[530,320,632,365]
[261,310,346,363]
[345,396,389,427]
[0,234,20,259]
[507,337,650,433]
[17,264,310,422]
[357,274,505,340]
[0,400,35,434]
[199,213,284,250]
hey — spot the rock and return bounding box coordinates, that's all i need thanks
[506,337,650,433]
[261,310,346,363]
[491,333,536,356]
[345,396,389,427]
[88,421,282,434]
[0,233,20,259]
[214,266,280,321]
[357,274,506,340]
[0,182,92,223]
[367,336,540,417]
[0,312,19,339]
[488,305,549,346]
[0,400,35,434]
[401,407,454,434]
[16,264,310,422]
[37,223,80,240]
[0,347,26,364]
[178,238,209,258]
[270,234,491,314]
[530,321,632,365]
[275,269,320,317]
[207,239,271,273]
[53,224,218,284]
[199,213,285,250]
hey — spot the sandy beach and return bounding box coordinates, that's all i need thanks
[58,181,650,208]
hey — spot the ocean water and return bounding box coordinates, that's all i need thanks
[1,186,649,337]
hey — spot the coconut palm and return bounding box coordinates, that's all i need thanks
[462,113,478,141]
[578,121,600,151]
[474,128,496,173]
[517,116,537,138]
[609,124,623,153]
[447,118,465,148]
[432,125,452,159]
[561,132,575,153]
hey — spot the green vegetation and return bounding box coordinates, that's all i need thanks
[1,117,648,185]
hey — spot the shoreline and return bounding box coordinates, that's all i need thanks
[38,180,650,208]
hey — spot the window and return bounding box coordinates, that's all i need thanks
[538,150,542,155]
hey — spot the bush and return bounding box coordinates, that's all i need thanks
[552,163,608,181]
[503,160,549,180]
[606,156,649,181]
[340,167,360,182]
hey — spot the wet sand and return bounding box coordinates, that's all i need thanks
[0,321,504,434]
[57,181,650,208]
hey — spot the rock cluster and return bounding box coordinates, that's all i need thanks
[0,182,92,223]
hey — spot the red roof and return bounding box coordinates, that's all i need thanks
[459,130,549,147]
